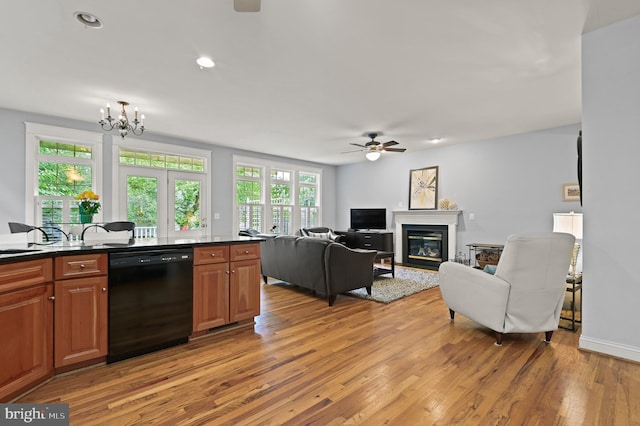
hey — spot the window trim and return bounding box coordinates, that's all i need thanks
[24,122,103,225]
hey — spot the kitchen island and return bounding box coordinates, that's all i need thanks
[0,235,263,401]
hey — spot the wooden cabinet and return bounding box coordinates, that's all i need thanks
[54,254,108,368]
[0,259,54,401]
[193,243,260,333]
[339,231,394,251]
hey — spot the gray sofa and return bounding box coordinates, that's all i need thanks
[259,235,377,306]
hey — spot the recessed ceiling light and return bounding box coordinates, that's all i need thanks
[429,138,444,144]
[196,56,215,69]
[74,12,103,29]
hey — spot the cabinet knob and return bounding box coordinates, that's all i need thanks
[244,250,249,254]
[210,253,215,257]
[225,270,230,274]
[48,296,55,301]
[102,288,107,292]
[231,269,236,274]
[80,264,86,269]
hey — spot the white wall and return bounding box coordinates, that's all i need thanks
[336,124,582,253]
[0,108,337,236]
[580,15,640,361]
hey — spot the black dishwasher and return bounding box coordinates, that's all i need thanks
[108,248,193,364]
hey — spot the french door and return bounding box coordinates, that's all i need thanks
[118,167,206,238]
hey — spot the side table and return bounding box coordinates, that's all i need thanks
[559,274,582,331]
[373,251,395,278]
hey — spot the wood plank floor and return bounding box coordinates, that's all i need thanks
[19,274,640,425]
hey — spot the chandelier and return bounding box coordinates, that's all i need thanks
[99,101,145,138]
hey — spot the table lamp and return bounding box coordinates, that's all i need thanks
[553,212,583,277]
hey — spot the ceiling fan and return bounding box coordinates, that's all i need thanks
[234,0,261,12]
[344,132,407,161]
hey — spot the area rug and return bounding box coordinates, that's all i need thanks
[347,268,439,303]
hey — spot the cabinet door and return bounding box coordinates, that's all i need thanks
[0,284,53,401]
[54,276,108,368]
[229,259,261,323]
[193,263,230,332]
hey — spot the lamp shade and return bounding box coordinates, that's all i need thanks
[365,151,381,161]
[553,212,583,239]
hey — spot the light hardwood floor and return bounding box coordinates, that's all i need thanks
[19,274,640,425]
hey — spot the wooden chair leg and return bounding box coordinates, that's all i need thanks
[262,275,268,284]
[449,309,455,320]
[495,332,504,346]
[365,286,372,295]
[544,331,554,343]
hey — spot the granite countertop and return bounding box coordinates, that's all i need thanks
[0,235,265,263]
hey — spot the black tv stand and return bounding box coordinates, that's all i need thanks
[337,230,394,252]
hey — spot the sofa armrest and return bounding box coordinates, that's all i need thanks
[324,243,377,300]
[438,261,511,332]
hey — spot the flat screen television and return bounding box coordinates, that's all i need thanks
[350,208,386,230]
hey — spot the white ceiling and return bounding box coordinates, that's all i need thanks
[1,0,639,165]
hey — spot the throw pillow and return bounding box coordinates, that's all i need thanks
[483,264,497,275]
[308,231,331,239]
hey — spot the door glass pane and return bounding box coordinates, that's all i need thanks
[127,176,158,237]
[174,179,201,231]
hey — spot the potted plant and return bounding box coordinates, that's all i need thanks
[76,190,101,223]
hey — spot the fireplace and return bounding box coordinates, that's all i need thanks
[391,210,460,268]
[402,224,448,270]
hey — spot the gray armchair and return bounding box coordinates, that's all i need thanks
[439,232,575,345]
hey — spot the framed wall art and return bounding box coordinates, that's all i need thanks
[563,183,581,201]
[409,166,438,210]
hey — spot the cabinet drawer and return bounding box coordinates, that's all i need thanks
[357,233,383,249]
[55,254,107,280]
[0,258,53,293]
[194,245,230,265]
[230,243,260,261]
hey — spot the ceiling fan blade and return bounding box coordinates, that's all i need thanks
[350,143,367,148]
[382,140,398,147]
[383,147,406,152]
[234,0,261,12]
[341,148,364,154]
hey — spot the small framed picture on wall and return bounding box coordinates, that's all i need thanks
[409,166,438,210]
[563,183,581,201]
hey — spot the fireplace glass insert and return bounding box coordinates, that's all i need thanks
[402,224,448,270]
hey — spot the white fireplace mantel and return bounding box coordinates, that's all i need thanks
[391,210,461,264]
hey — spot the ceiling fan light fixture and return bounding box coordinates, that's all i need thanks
[365,151,381,161]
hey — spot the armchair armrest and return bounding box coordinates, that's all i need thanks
[324,243,377,303]
[439,261,511,332]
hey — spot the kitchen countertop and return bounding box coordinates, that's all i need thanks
[0,235,265,263]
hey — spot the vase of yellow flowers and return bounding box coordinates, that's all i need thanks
[76,190,101,223]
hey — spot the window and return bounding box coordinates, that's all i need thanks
[299,172,319,229]
[25,123,103,234]
[233,156,321,235]
[236,166,263,232]
[270,168,292,235]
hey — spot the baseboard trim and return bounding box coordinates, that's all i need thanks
[579,335,640,363]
